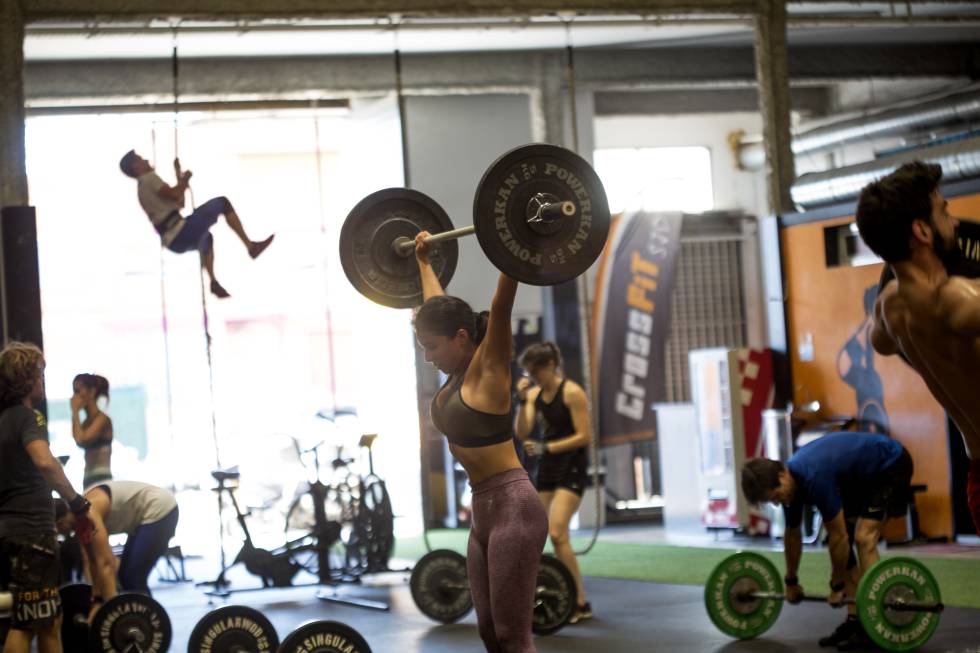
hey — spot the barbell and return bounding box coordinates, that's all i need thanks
[339,143,611,308]
[408,548,577,636]
[2,584,171,653]
[704,551,944,652]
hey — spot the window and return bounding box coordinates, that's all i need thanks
[27,101,424,554]
[594,146,714,214]
[824,222,881,268]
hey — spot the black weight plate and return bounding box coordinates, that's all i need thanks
[340,188,458,308]
[60,583,91,652]
[410,549,472,624]
[90,592,172,653]
[532,555,576,636]
[188,605,279,653]
[473,144,610,286]
[277,620,372,653]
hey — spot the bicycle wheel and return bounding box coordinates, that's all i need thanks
[284,483,315,535]
[346,477,394,573]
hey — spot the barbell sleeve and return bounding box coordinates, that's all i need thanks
[392,226,476,256]
[533,200,577,222]
[391,200,576,257]
[742,591,943,613]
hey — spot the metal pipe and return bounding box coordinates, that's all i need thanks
[26,98,350,116]
[739,87,980,170]
[790,134,980,209]
[23,14,980,36]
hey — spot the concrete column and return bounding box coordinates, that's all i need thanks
[0,0,28,207]
[530,53,565,146]
[753,0,794,214]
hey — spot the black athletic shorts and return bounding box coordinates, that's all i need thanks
[0,532,62,630]
[535,448,589,496]
[843,447,914,522]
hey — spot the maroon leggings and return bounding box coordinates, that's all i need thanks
[968,459,980,536]
[468,468,549,653]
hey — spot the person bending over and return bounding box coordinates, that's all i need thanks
[55,480,178,609]
[514,341,592,624]
[414,231,548,653]
[71,373,113,488]
[0,342,95,653]
[741,432,912,650]
[856,161,980,536]
[119,150,274,298]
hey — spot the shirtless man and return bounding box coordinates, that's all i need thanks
[855,160,980,535]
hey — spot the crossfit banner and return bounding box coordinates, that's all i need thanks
[592,211,683,447]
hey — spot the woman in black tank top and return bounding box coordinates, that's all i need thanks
[515,342,593,624]
[71,373,113,488]
[413,230,548,653]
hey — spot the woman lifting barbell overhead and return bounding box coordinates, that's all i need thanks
[413,230,548,653]
[514,342,592,625]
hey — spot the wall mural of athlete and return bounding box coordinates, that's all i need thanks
[837,284,891,435]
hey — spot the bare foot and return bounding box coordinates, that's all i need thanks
[249,235,275,260]
[210,280,231,299]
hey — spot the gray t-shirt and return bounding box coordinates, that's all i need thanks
[136,171,184,246]
[94,481,177,536]
[0,405,55,538]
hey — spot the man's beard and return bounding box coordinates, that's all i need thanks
[934,224,963,272]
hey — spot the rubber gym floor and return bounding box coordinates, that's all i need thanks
[157,529,980,652]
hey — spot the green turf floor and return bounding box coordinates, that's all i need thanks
[393,530,980,609]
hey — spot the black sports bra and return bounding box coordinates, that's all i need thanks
[430,373,513,448]
[79,416,112,451]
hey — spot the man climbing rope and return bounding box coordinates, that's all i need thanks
[119,151,274,298]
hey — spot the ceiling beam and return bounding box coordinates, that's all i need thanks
[24,0,759,22]
[594,87,831,116]
[24,44,978,106]
[25,0,980,22]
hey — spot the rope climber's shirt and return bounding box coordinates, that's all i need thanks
[0,406,55,538]
[137,171,184,246]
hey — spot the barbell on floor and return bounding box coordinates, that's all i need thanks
[339,143,611,308]
[0,583,172,653]
[409,548,577,636]
[704,551,944,652]
[58,583,172,653]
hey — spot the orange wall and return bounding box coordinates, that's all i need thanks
[780,193,980,539]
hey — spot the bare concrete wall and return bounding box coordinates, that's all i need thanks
[404,93,541,318]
